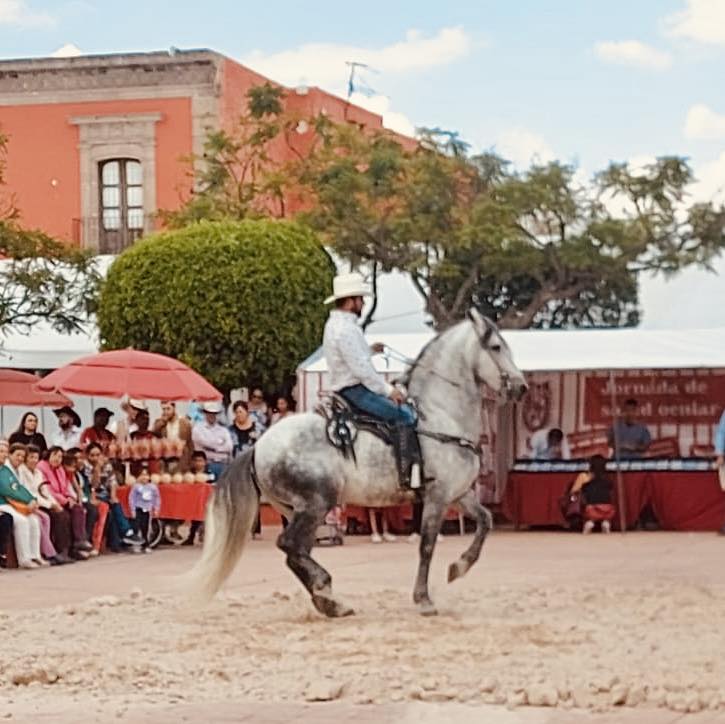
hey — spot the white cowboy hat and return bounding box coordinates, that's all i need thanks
[128,398,148,411]
[324,272,371,305]
[202,401,222,414]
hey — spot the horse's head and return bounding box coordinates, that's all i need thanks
[466,308,528,403]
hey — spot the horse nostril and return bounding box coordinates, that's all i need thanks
[517,384,528,401]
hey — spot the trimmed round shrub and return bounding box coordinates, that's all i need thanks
[97,219,334,392]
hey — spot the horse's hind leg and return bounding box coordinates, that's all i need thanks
[277,504,354,618]
[412,496,447,616]
[448,489,493,583]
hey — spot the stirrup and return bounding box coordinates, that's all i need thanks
[410,464,421,489]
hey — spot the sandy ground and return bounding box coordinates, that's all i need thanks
[3,529,725,723]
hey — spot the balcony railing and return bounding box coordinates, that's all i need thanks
[72,215,158,254]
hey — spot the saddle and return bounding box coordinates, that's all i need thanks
[315,393,424,490]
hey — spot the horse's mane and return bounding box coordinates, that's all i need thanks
[401,320,465,388]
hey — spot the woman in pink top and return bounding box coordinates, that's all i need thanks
[38,446,91,561]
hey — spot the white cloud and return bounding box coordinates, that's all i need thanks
[691,151,725,204]
[348,92,416,137]
[666,0,725,45]
[243,26,472,90]
[495,127,555,168]
[0,0,53,27]
[51,43,83,58]
[684,103,725,140]
[594,40,672,70]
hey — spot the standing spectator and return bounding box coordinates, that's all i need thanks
[9,412,48,455]
[128,465,160,553]
[19,444,62,565]
[248,388,269,430]
[39,446,92,560]
[111,397,141,442]
[50,406,82,451]
[0,443,44,568]
[271,395,295,425]
[368,508,397,544]
[530,428,571,459]
[80,407,115,453]
[229,401,263,458]
[607,399,651,459]
[153,401,193,472]
[130,409,161,474]
[192,402,233,482]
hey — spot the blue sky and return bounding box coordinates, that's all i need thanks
[1,0,724,330]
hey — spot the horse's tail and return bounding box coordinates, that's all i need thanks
[186,449,259,602]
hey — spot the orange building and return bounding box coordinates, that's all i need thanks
[0,49,393,253]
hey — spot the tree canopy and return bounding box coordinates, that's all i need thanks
[299,125,725,329]
[96,219,334,392]
[0,131,99,338]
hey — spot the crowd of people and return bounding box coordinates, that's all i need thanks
[0,389,295,571]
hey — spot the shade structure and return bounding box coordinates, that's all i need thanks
[0,368,73,407]
[34,349,222,402]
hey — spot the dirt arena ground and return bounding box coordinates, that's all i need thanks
[3,528,725,723]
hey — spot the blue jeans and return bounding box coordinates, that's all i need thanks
[339,384,416,426]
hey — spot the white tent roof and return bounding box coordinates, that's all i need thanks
[0,323,97,370]
[299,327,725,374]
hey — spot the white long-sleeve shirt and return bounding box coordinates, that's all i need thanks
[192,421,233,463]
[322,310,392,396]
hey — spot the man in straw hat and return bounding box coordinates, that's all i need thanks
[323,272,421,488]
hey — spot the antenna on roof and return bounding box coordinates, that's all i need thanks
[345,61,369,100]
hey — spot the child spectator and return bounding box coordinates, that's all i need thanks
[572,455,616,534]
[129,466,160,553]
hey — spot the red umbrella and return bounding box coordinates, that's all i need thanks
[0,369,73,407]
[34,349,222,402]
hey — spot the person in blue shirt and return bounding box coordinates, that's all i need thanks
[715,409,725,468]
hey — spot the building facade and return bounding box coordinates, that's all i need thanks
[0,49,390,253]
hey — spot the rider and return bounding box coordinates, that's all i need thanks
[322,272,421,488]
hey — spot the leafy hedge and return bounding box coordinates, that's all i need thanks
[97,219,334,392]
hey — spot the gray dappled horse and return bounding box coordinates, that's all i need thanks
[189,309,527,617]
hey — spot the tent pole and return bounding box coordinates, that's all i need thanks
[609,370,626,534]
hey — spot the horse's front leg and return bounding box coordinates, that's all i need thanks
[412,493,447,616]
[448,489,493,583]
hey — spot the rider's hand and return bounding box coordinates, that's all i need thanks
[389,387,405,405]
[370,342,385,354]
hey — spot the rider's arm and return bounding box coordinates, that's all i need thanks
[339,326,393,397]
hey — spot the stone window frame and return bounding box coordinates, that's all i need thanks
[70,113,162,250]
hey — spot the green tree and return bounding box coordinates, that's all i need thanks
[301,125,725,329]
[162,83,300,227]
[0,131,100,337]
[96,219,334,392]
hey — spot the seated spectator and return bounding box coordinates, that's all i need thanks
[38,446,92,561]
[128,465,160,553]
[111,397,141,442]
[83,442,138,552]
[50,406,82,451]
[571,455,615,534]
[130,409,161,474]
[530,428,570,459]
[0,442,45,568]
[9,412,48,455]
[19,444,63,565]
[0,440,11,569]
[229,401,262,459]
[271,396,295,425]
[68,447,99,555]
[80,407,115,454]
[608,398,651,459]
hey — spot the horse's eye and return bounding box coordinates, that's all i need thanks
[490,344,502,353]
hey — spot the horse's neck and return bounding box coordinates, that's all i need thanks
[409,327,483,441]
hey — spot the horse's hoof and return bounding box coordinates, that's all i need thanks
[418,601,438,617]
[312,595,355,618]
[448,559,470,583]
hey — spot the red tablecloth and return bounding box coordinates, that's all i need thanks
[117,483,213,521]
[503,471,725,531]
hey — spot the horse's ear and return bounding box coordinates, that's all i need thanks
[467,308,493,345]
